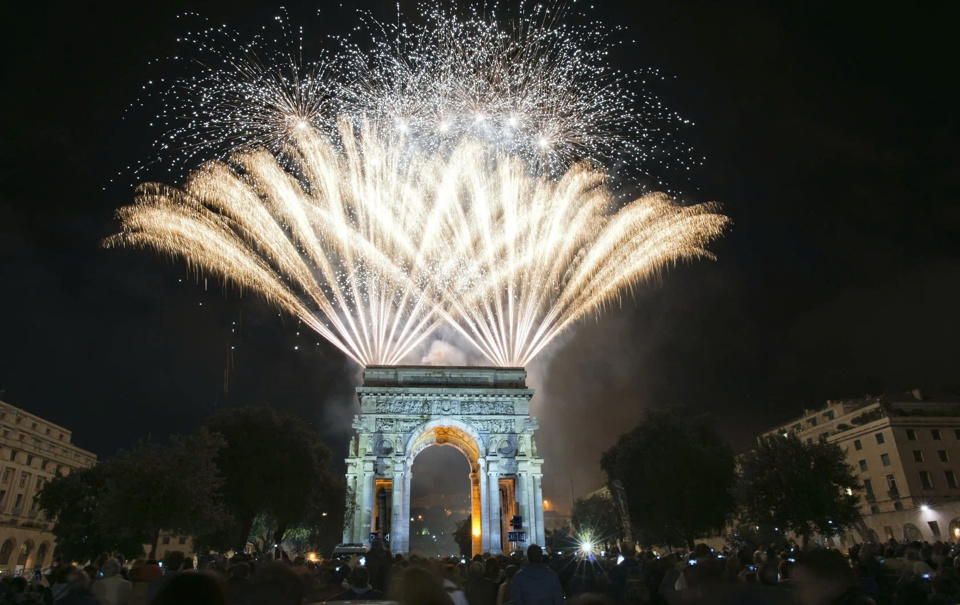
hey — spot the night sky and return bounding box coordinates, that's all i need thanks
[2,0,958,508]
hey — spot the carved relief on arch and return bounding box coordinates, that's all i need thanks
[407,421,486,473]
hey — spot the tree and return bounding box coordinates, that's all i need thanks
[453,516,473,557]
[38,465,145,562]
[734,433,861,547]
[571,494,624,546]
[203,406,341,552]
[99,428,227,558]
[601,407,736,550]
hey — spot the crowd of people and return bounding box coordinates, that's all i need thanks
[1,537,959,605]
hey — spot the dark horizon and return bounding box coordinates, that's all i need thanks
[2,0,958,507]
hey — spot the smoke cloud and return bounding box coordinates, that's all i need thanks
[420,340,469,366]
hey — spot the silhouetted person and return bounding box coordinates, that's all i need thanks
[93,558,132,605]
[511,545,564,605]
[149,572,227,605]
[332,566,384,600]
[390,566,454,605]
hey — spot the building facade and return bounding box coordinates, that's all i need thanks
[764,390,960,544]
[343,365,546,556]
[0,400,97,571]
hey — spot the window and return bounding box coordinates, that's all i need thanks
[1,431,6,438]
[25,455,32,466]
[792,423,802,432]
[14,418,20,425]
[946,471,958,489]
[854,439,863,451]
[939,450,949,462]
[1,470,10,483]
[824,410,835,420]
[895,501,904,511]
[933,430,942,440]
[920,470,933,489]
[58,434,64,441]
[178,537,187,545]
[8,451,15,462]
[0,490,5,505]
[881,453,892,466]
[876,432,885,444]
[955,429,960,440]
[859,460,868,471]
[40,461,47,471]
[0,412,5,420]
[35,477,43,490]
[907,429,917,440]
[162,537,170,545]
[864,478,874,496]
[929,521,942,537]
[54,465,61,475]
[914,450,925,462]
[17,435,23,442]
[808,417,818,427]
[13,494,22,508]
[45,428,50,435]
[887,474,899,492]
[870,505,880,514]
[19,474,28,488]
[31,423,37,431]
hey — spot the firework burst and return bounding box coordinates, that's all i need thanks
[133,10,338,175]
[134,3,698,187]
[108,122,727,366]
[339,3,696,183]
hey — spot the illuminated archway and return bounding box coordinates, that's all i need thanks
[409,423,485,556]
[343,366,546,555]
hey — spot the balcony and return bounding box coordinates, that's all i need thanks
[888,488,901,499]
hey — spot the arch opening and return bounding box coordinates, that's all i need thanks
[410,445,472,556]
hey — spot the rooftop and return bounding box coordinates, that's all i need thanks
[362,365,527,389]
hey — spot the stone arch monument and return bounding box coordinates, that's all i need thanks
[342,365,546,556]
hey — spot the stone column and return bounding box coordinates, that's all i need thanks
[360,461,376,542]
[470,471,483,556]
[479,458,490,552]
[342,470,357,544]
[488,459,501,553]
[401,461,412,553]
[391,467,404,551]
[533,472,545,548]
[515,471,527,548]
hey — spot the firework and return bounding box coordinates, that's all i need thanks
[108,122,727,366]
[137,4,697,186]
[339,3,695,183]
[134,11,338,174]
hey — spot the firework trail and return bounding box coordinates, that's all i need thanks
[109,122,727,366]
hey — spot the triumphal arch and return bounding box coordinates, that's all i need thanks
[342,365,546,556]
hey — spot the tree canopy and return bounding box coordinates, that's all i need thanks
[38,465,145,562]
[734,433,861,545]
[571,494,624,546]
[202,406,343,552]
[99,428,226,558]
[601,407,736,549]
